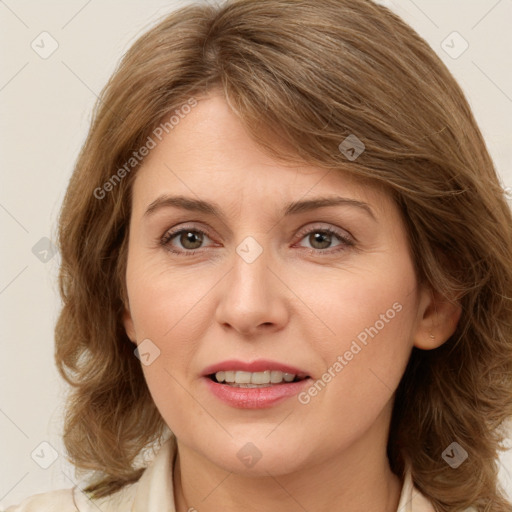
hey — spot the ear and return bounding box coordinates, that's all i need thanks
[122,302,137,344]
[413,285,462,350]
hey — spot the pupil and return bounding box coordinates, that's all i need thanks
[310,232,331,249]
[181,231,202,249]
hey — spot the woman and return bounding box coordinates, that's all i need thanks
[7,0,512,510]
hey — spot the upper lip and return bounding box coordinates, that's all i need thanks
[201,359,310,379]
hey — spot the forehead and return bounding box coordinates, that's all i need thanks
[130,93,393,218]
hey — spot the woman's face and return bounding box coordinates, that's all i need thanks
[123,93,439,476]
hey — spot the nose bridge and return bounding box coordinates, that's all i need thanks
[232,236,270,302]
[215,235,289,334]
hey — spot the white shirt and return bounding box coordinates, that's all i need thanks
[4,435,475,511]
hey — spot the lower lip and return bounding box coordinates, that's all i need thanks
[204,377,311,409]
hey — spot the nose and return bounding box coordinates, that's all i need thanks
[215,245,290,336]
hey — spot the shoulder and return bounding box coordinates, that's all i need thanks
[402,465,478,512]
[2,488,77,511]
[2,482,138,512]
[3,436,176,512]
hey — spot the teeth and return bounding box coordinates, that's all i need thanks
[214,370,298,385]
[236,371,252,384]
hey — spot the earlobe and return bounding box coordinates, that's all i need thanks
[413,286,462,350]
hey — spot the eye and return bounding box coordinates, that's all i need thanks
[295,225,355,254]
[160,224,355,256]
[160,227,213,255]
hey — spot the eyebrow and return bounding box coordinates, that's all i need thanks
[143,194,376,222]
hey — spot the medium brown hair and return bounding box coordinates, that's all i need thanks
[55,0,512,509]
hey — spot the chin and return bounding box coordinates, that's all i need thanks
[198,436,312,477]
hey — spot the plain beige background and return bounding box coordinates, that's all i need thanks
[1,0,511,508]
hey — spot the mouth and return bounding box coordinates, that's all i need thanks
[207,370,310,388]
[201,359,312,408]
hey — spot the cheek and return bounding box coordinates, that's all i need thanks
[140,360,210,444]
[304,255,417,352]
[299,261,418,435]
[126,254,217,346]
[125,257,220,427]
[126,269,212,434]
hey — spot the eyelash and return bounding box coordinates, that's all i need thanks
[159,224,355,257]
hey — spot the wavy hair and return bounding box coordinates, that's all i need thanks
[55,0,512,509]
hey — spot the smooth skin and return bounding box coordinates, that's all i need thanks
[123,92,461,512]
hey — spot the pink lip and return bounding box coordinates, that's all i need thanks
[203,377,311,409]
[201,359,309,378]
[201,359,311,409]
